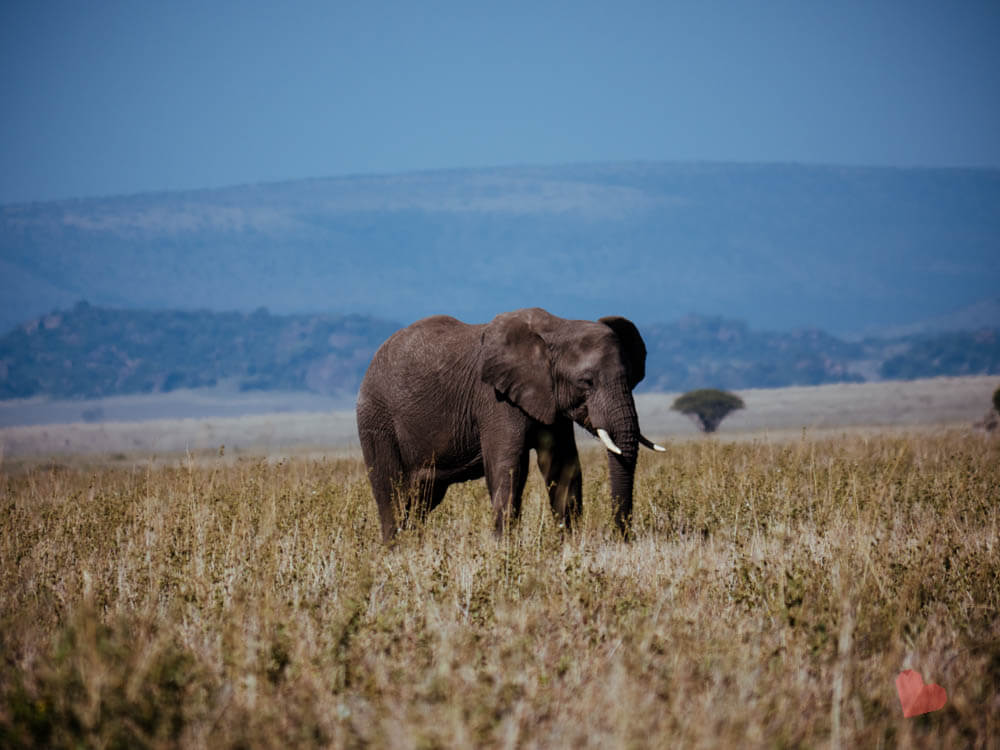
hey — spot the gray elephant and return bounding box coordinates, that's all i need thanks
[356,307,664,543]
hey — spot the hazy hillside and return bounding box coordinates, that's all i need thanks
[0,302,398,400]
[2,162,998,337]
[2,303,997,402]
[642,315,1000,390]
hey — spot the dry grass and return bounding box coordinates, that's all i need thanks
[2,432,999,748]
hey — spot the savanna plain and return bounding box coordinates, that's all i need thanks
[2,378,999,748]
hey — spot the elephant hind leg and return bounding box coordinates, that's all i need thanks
[406,478,449,527]
[360,428,409,544]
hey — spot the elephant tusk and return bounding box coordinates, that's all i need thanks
[639,434,667,452]
[597,428,623,455]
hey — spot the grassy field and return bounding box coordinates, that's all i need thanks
[2,428,998,747]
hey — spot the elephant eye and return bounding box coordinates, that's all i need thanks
[578,374,595,389]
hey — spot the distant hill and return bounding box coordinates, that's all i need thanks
[2,303,997,401]
[2,162,999,337]
[0,302,399,400]
[642,315,1000,390]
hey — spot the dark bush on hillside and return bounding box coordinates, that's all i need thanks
[672,388,745,433]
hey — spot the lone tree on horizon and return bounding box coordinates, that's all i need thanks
[672,388,745,433]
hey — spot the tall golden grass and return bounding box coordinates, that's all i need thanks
[2,432,998,748]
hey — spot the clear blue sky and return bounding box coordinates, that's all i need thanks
[2,0,999,204]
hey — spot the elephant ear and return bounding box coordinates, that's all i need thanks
[481,314,557,424]
[599,316,646,389]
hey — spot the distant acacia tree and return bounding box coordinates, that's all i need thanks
[672,388,745,433]
[977,384,1000,433]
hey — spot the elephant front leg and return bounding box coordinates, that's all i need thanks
[484,451,530,537]
[535,421,582,531]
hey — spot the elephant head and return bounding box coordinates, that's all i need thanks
[480,308,663,535]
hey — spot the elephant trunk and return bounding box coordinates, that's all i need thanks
[592,378,640,538]
[608,446,637,538]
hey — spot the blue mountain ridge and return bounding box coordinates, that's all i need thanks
[2,161,998,337]
[2,302,997,401]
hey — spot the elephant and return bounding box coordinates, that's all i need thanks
[355,307,665,543]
